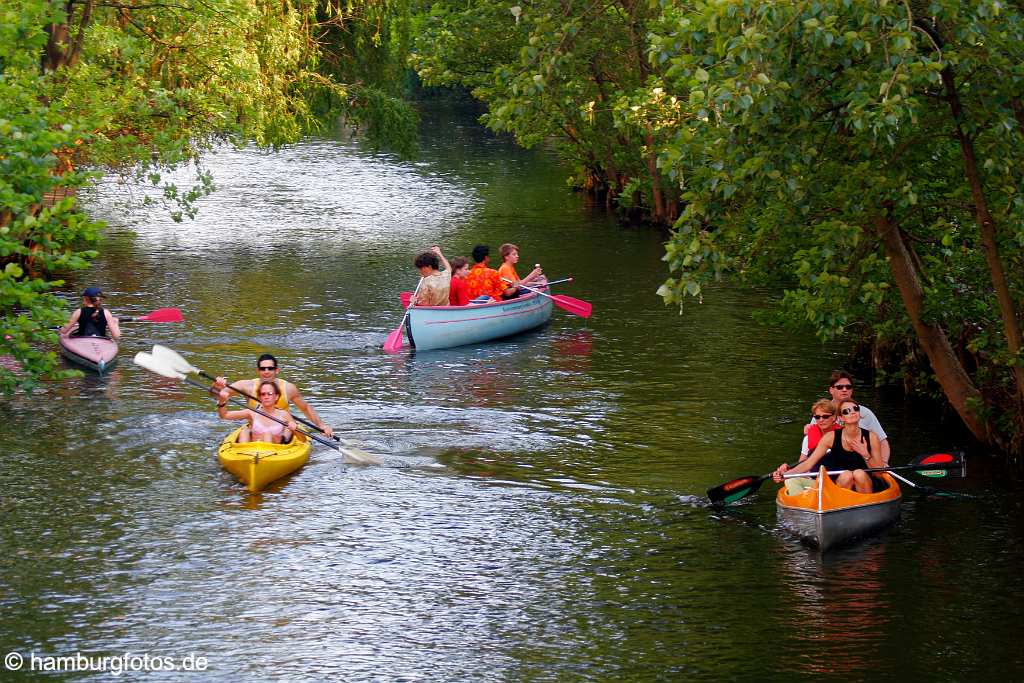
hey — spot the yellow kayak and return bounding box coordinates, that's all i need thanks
[217,427,311,492]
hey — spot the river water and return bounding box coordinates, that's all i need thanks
[1,103,1022,681]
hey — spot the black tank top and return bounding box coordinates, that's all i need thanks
[74,306,108,337]
[821,428,872,471]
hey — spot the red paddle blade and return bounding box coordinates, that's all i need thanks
[400,292,413,309]
[552,295,593,318]
[383,326,405,353]
[914,452,966,478]
[136,307,184,323]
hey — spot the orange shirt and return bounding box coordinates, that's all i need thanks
[497,262,519,283]
[465,263,506,300]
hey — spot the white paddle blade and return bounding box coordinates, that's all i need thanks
[151,344,199,374]
[133,352,186,379]
[341,446,382,466]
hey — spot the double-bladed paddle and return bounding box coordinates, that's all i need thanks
[136,350,380,465]
[501,278,593,318]
[150,345,381,464]
[398,277,576,309]
[707,452,965,506]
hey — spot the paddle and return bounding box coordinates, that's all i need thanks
[384,278,423,353]
[134,352,379,465]
[707,452,965,506]
[148,345,381,464]
[781,453,966,479]
[501,278,593,318]
[121,308,184,323]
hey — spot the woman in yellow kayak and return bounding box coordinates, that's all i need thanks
[217,380,297,443]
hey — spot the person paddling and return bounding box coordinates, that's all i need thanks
[217,380,297,443]
[60,287,121,340]
[213,354,333,438]
[775,398,885,494]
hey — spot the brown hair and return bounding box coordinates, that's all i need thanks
[450,256,468,273]
[499,243,518,261]
[829,369,854,388]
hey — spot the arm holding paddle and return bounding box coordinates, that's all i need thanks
[285,384,332,438]
[773,431,837,482]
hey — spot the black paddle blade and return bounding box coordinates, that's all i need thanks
[707,475,767,506]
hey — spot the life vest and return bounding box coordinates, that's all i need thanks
[247,377,288,410]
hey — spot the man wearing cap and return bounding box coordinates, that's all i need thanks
[212,354,333,438]
[60,287,121,340]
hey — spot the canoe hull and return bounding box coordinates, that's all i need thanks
[405,290,554,351]
[776,470,902,551]
[217,427,311,492]
[60,335,119,373]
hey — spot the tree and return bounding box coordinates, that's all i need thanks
[2,0,418,394]
[412,0,680,222]
[644,0,1024,452]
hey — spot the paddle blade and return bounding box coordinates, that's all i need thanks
[151,344,200,375]
[383,326,405,353]
[913,452,965,478]
[341,446,383,466]
[553,295,593,318]
[707,475,766,506]
[133,352,185,379]
[135,307,184,323]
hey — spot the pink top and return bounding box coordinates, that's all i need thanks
[249,410,285,440]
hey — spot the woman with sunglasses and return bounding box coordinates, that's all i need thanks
[799,398,841,460]
[774,399,884,493]
[217,380,297,444]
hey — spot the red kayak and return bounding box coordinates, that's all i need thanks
[60,334,119,373]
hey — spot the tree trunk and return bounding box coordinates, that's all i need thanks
[872,213,991,443]
[942,67,1024,410]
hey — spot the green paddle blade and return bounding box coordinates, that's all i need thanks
[707,475,766,506]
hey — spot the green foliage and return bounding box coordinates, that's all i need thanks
[1,0,421,393]
[412,0,677,219]
[644,0,1024,445]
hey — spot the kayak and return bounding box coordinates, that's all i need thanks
[403,288,554,351]
[217,427,312,492]
[60,334,119,373]
[776,466,902,551]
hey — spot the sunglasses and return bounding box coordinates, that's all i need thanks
[258,366,277,371]
[832,384,853,390]
[812,413,834,420]
[258,391,277,397]
[840,405,861,416]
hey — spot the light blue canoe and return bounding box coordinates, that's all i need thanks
[405,290,554,351]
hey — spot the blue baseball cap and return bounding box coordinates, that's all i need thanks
[82,287,103,297]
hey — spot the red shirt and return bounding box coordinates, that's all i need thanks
[807,423,841,452]
[449,276,470,306]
